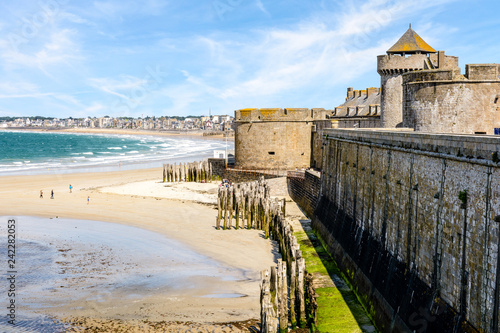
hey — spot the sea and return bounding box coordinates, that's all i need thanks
[0,130,233,176]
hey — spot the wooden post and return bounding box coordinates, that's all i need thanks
[278,259,288,333]
[216,186,221,230]
[290,253,297,329]
[281,198,286,218]
[270,265,278,316]
[297,257,306,328]
[223,187,228,230]
[228,186,234,229]
[264,201,270,239]
[261,269,269,331]
[247,193,252,229]
[235,189,240,229]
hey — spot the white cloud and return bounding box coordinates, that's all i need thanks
[0,29,82,76]
[0,81,39,95]
[164,0,461,112]
[0,0,466,118]
[255,0,270,17]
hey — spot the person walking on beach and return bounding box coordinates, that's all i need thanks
[51,190,54,199]
[87,196,90,205]
[40,190,43,198]
[69,184,72,193]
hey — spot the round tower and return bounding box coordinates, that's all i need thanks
[377,26,436,128]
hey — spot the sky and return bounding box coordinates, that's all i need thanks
[0,0,499,119]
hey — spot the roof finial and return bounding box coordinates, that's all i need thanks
[409,23,412,29]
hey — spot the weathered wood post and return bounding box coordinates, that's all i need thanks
[223,187,228,230]
[270,265,278,317]
[216,186,222,230]
[281,198,286,218]
[264,201,270,239]
[297,257,306,328]
[290,247,298,329]
[235,187,240,229]
[247,193,252,229]
[261,269,278,333]
[278,259,288,333]
[228,186,234,229]
[261,269,269,331]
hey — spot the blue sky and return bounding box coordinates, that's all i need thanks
[0,0,499,118]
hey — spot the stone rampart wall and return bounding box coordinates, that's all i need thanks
[235,119,313,170]
[402,75,500,134]
[290,129,500,332]
[287,170,321,219]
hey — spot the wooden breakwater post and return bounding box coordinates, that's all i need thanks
[217,178,311,331]
[277,259,288,333]
[261,269,278,333]
[163,160,217,183]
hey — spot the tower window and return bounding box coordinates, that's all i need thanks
[268,152,275,155]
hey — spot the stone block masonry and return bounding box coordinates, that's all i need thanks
[234,108,327,170]
[287,170,321,218]
[291,128,500,332]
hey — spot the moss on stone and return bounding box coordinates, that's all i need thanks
[294,228,376,332]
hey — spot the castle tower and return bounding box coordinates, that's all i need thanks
[377,26,437,128]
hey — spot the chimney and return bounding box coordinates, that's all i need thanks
[347,87,354,100]
[366,87,379,98]
[438,51,445,69]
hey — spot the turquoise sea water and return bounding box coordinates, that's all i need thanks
[0,130,233,175]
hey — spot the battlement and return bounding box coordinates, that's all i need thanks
[234,108,329,122]
[465,64,500,80]
[377,52,459,75]
[403,63,500,84]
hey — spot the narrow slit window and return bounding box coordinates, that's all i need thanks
[268,152,275,155]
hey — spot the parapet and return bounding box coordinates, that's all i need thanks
[235,108,328,122]
[403,64,500,84]
[377,52,459,75]
[402,69,457,84]
[377,53,430,75]
[465,64,500,80]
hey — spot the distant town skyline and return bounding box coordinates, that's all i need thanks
[0,0,499,118]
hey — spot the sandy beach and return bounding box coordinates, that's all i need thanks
[0,167,277,331]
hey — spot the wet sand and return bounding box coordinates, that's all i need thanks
[0,168,277,331]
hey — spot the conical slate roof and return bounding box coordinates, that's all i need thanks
[387,26,436,54]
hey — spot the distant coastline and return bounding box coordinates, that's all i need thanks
[0,126,235,141]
